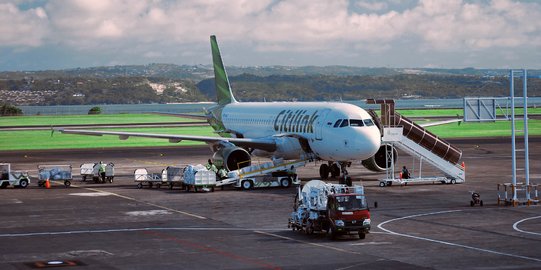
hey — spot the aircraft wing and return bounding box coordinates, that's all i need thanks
[419,118,462,127]
[54,128,276,152]
[151,112,208,121]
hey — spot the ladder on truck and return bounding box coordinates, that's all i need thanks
[368,99,465,186]
[216,158,312,187]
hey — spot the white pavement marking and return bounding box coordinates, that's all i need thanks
[125,210,172,216]
[69,192,113,197]
[377,210,541,263]
[73,186,207,220]
[513,216,541,237]
[255,231,362,255]
[0,227,288,237]
[349,241,392,246]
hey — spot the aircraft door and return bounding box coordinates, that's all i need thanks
[315,109,331,140]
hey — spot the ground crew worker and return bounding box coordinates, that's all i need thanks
[217,168,228,179]
[99,161,106,183]
[402,166,410,179]
[206,159,218,173]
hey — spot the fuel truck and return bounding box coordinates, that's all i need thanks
[288,180,371,239]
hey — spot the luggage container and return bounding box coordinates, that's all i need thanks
[80,162,114,183]
[183,165,216,192]
[38,165,72,187]
[0,163,30,189]
[134,166,183,189]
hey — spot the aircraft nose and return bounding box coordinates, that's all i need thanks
[355,126,381,160]
[366,127,381,155]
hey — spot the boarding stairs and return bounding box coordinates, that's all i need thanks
[216,155,314,187]
[381,112,465,184]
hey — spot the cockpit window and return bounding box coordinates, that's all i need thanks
[333,120,342,128]
[349,119,365,127]
[339,119,349,127]
[363,119,374,126]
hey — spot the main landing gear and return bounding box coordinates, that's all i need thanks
[319,162,353,186]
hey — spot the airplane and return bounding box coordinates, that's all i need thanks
[55,35,393,180]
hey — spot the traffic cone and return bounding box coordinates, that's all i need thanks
[45,179,51,189]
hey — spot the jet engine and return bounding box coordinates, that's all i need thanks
[212,145,251,171]
[361,144,397,172]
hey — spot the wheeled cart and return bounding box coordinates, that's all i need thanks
[134,166,183,189]
[183,165,216,192]
[80,162,115,183]
[38,165,72,187]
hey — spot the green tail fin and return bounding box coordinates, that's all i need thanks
[211,35,237,105]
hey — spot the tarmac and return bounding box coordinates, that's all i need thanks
[1,137,541,269]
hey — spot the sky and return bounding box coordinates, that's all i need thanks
[1,0,541,71]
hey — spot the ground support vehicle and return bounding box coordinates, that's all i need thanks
[216,159,306,190]
[80,162,114,183]
[183,165,216,192]
[0,163,30,189]
[379,176,454,187]
[134,166,183,189]
[38,165,72,187]
[288,180,371,240]
[470,192,483,207]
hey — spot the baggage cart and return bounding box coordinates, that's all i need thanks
[38,165,72,187]
[134,167,182,189]
[80,162,114,183]
[183,165,216,192]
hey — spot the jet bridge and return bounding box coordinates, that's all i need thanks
[367,99,465,186]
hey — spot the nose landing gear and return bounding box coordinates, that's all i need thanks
[319,161,353,186]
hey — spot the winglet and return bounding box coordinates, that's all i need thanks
[211,35,237,105]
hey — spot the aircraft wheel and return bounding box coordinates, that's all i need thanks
[330,164,340,178]
[319,164,329,180]
[345,176,352,187]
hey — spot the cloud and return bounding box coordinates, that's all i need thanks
[2,0,541,69]
[0,3,49,47]
[356,1,388,11]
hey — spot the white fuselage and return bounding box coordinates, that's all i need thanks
[221,102,381,161]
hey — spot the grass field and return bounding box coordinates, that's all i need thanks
[426,120,541,138]
[0,114,198,127]
[1,109,540,151]
[397,107,541,117]
[0,126,213,151]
